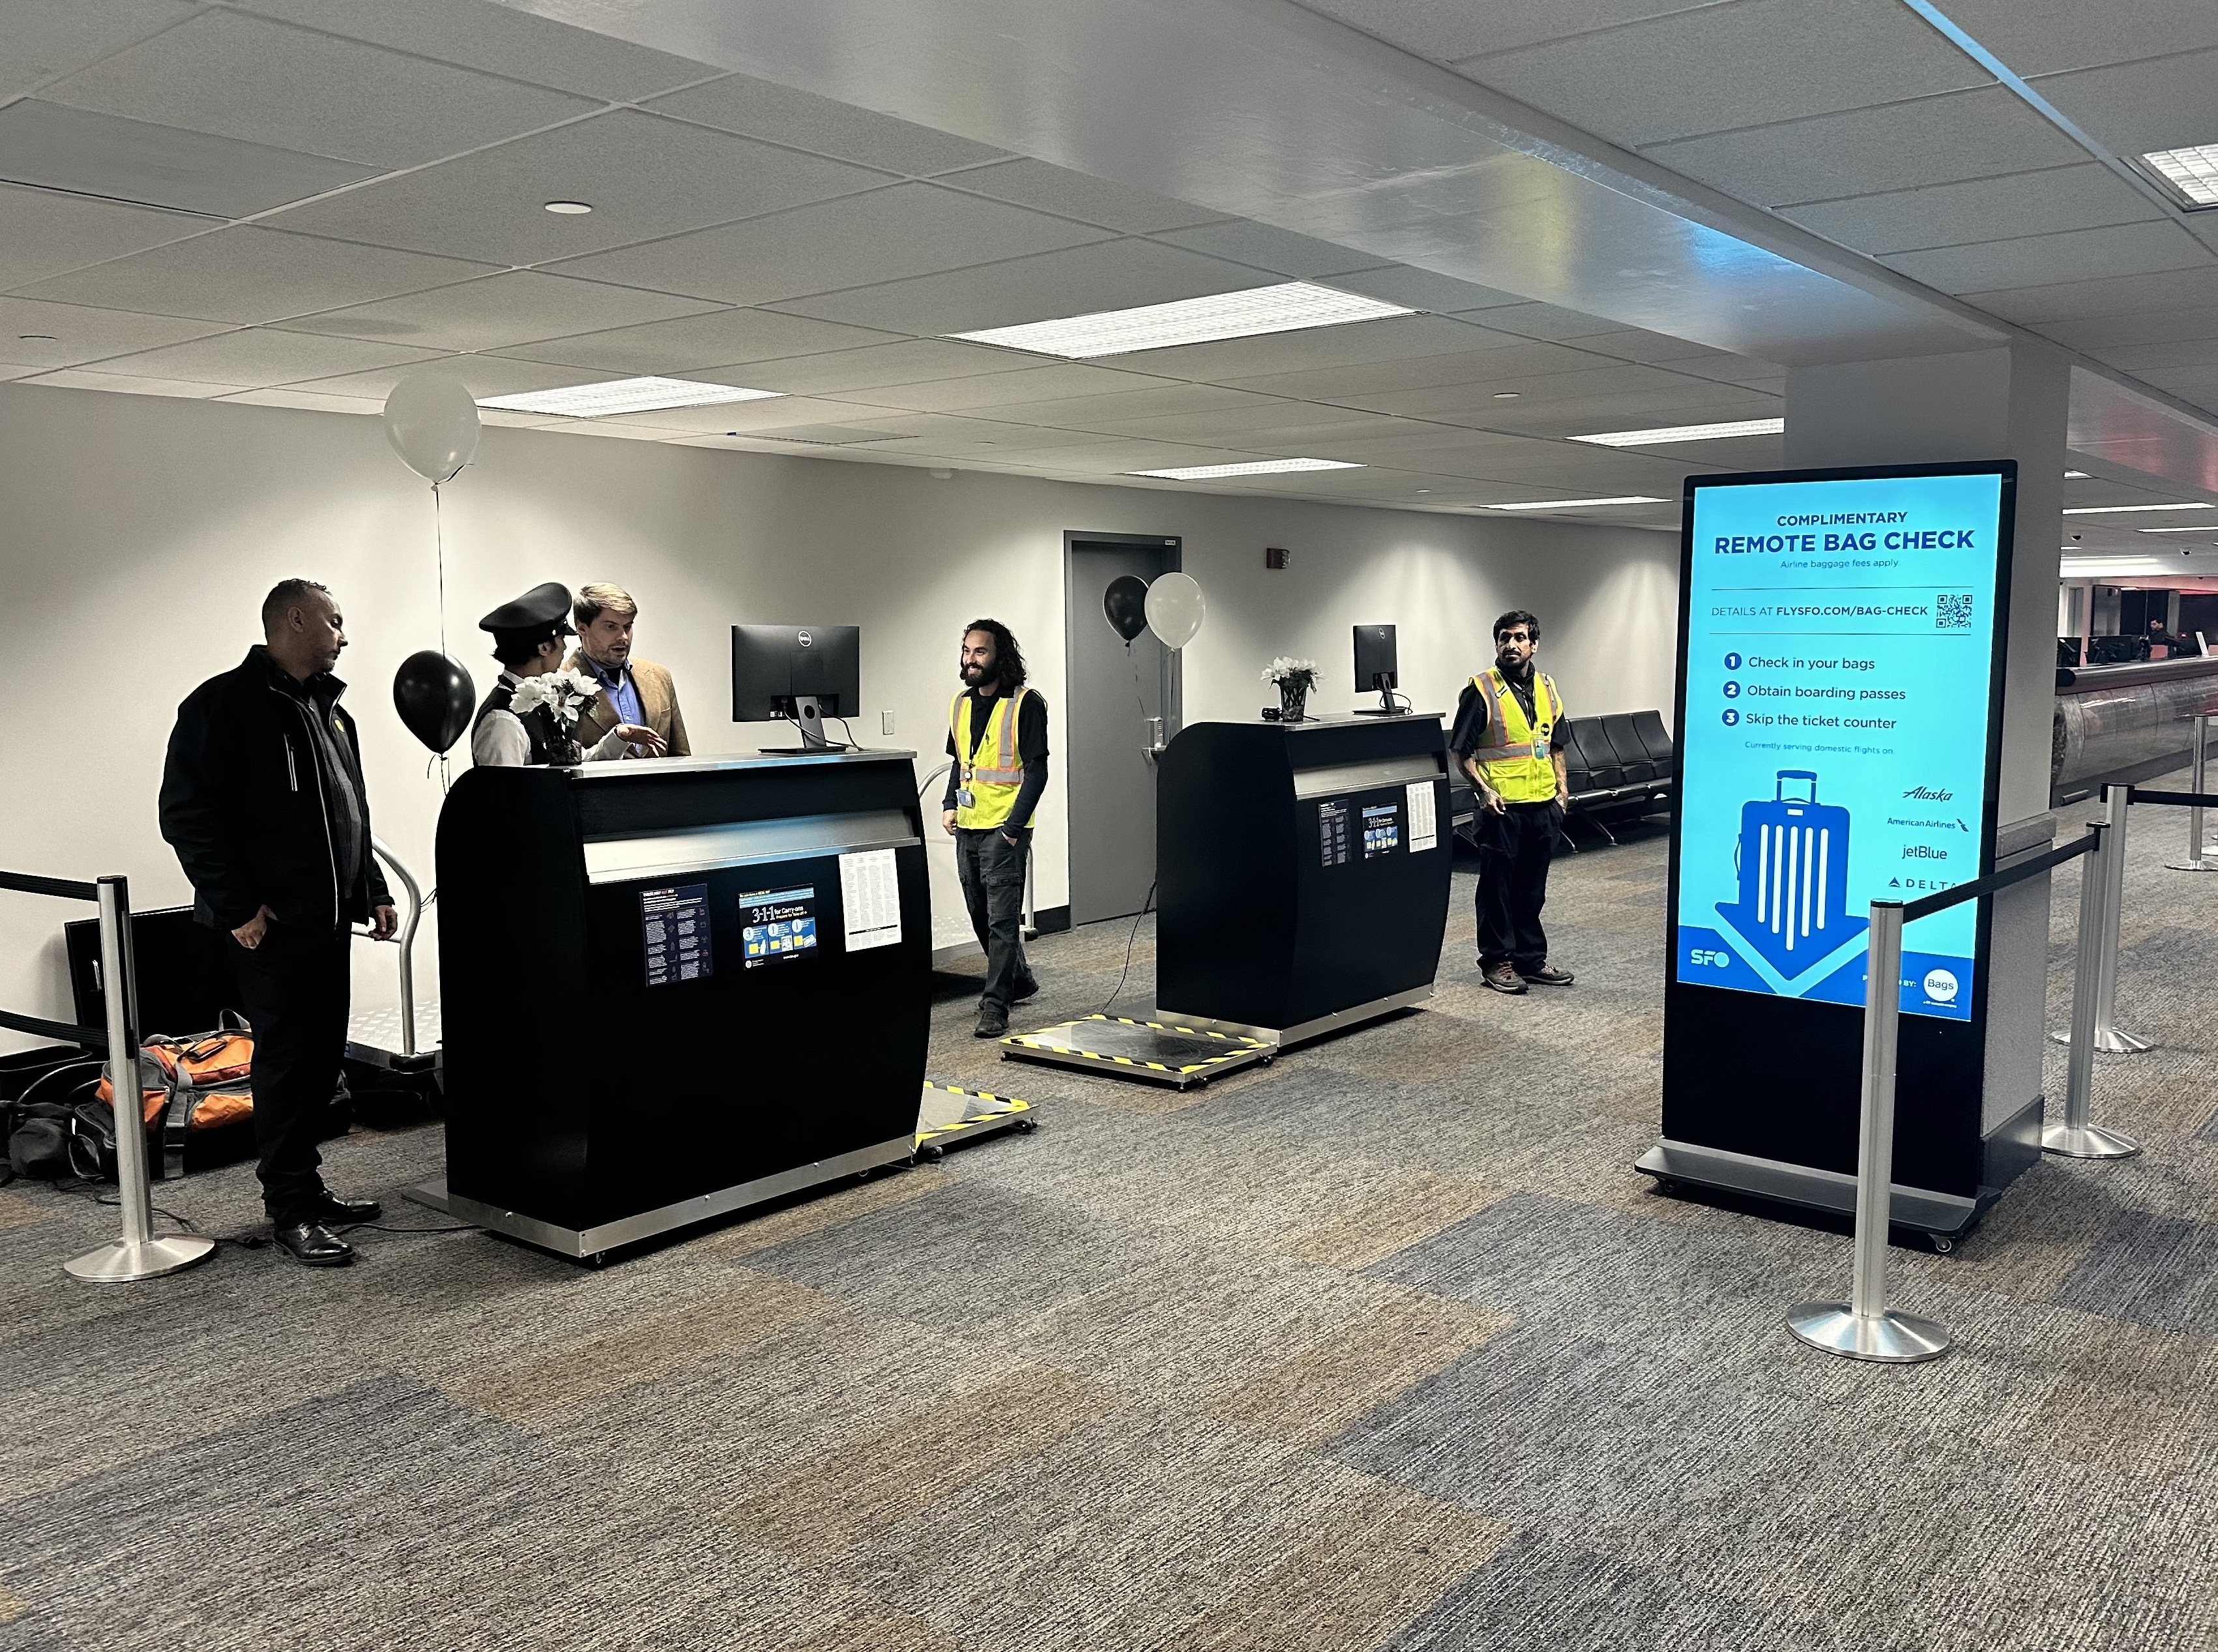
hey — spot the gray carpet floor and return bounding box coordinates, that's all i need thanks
[2,783,2214,1651]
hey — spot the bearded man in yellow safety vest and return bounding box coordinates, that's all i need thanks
[942,618,1049,1037]
[1450,609,1574,994]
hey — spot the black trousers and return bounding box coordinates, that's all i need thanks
[1476,800,1560,972]
[226,920,351,1223]
[954,826,1035,1011]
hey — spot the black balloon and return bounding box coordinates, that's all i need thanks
[392,650,475,754]
[1103,574,1150,643]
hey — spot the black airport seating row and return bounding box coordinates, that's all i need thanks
[1446,709,1675,846]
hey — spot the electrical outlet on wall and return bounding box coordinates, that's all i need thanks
[1265,546,1291,569]
[881,710,896,735]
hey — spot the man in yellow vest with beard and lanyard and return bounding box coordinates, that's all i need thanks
[941,618,1049,1037]
[1451,609,1574,994]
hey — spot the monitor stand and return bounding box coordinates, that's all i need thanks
[1352,684,1407,716]
[759,695,847,754]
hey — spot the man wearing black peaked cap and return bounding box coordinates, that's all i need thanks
[469,581,665,766]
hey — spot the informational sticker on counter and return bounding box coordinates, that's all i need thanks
[738,886,818,968]
[1406,781,1438,853]
[1318,799,1350,866]
[640,884,712,987]
[1674,465,2009,1022]
[838,847,903,951]
[1362,802,1400,858]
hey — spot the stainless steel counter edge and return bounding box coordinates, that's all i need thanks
[565,747,917,779]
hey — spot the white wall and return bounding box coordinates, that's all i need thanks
[0,383,1676,1044]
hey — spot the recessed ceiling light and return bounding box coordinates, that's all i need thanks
[1127,457,1364,480]
[2065,470,2090,478]
[2137,523,2218,532]
[2062,502,2215,515]
[2138,145,2218,209]
[1570,418,1784,446]
[1486,495,1666,510]
[1493,391,1521,399]
[18,333,56,341]
[543,200,592,214]
[951,282,1415,359]
[477,376,781,417]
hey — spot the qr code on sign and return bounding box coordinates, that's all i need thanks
[1937,592,1974,630]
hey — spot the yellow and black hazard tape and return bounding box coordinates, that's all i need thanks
[1000,1013,1267,1075]
[917,1081,1032,1146]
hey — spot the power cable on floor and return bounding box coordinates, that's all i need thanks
[1096,880,1156,1015]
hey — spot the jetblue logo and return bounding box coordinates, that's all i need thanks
[1903,845,1949,860]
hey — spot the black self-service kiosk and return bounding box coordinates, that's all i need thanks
[433,751,929,1260]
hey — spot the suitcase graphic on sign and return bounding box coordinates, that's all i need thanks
[1715,770,1864,979]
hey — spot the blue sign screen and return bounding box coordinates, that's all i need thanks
[1675,470,2007,1022]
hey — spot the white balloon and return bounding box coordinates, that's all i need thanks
[383,373,481,484]
[1145,571,1206,650]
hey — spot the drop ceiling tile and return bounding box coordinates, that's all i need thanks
[1965,267,2218,325]
[1469,302,1633,341]
[961,383,1272,429]
[233,0,717,100]
[2033,48,2218,158]
[217,386,383,415]
[2041,306,2218,352]
[941,159,1225,233]
[0,99,375,217]
[2088,338,2218,374]
[1148,222,1390,280]
[1642,87,2085,206]
[0,179,202,289]
[1564,328,1732,366]
[86,328,445,386]
[20,367,244,398]
[546,182,1111,306]
[1322,265,1527,313]
[644,74,1008,175]
[491,309,902,375]
[1781,164,2162,255]
[0,297,228,368]
[285,356,613,402]
[1216,338,1602,399]
[1882,221,2212,295]
[1094,313,1523,383]
[766,239,1273,334]
[12,227,498,323]
[0,0,194,102]
[823,362,1180,414]
[619,394,878,436]
[1300,0,1729,65]
[726,339,1039,396]
[280,271,720,353]
[1935,0,2218,78]
[44,11,598,170]
[1459,0,1989,149]
[259,111,888,267]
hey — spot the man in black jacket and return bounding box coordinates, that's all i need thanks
[158,579,396,1267]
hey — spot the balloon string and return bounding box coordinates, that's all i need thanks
[433,480,451,795]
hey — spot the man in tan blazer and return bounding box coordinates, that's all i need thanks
[566,583,692,757]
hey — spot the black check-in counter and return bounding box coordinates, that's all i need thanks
[1156,714,1452,1043]
[435,751,929,1260]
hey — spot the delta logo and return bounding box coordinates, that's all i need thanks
[1902,785,1955,801]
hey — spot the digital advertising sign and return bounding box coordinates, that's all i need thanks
[1673,464,2013,1022]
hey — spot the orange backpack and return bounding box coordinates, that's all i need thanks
[95,1021,255,1180]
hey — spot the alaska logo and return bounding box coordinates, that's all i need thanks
[1902,785,1954,801]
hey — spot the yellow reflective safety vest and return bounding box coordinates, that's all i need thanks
[1468,668,1562,804]
[950,686,1039,830]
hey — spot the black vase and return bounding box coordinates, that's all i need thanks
[1278,680,1309,722]
[549,734,584,766]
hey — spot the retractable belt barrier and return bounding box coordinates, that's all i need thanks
[0,869,215,1283]
[1787,826,2105,1365]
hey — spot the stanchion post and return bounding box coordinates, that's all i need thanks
[2092,785,2153,1053]
[63,877,214,1283]
[2168,714,2215,872]
[1786,901,1952,1363]
[2045,820,2140,1159]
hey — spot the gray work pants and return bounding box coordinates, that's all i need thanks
[954,826,1034,1010]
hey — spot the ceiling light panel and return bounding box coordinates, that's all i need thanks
[952,283,1414,359]
[2061,502,2215,514]
[478,376,782,417]
[2140,145,2218,209]
[1569,418,1785,446]
[1487,496,1667,510]
[1126,457,1363,480]
[2137,525,2218,533]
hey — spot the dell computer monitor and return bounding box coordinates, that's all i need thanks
[731,624,860,748]
[1352,624,1403,714]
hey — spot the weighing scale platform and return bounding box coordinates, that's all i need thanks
[1000,1013,1272,1089]
[916,1080,1036,1159]
[347,1004,442,1076]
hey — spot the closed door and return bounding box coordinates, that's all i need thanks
[1066,535,1180,924]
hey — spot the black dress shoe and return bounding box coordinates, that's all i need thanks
[975,1004,1010,1038]
[272,1221,355,1267]
[311,1193,383,1225]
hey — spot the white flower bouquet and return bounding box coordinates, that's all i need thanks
[1261,656,1319,689]
[508,667,600,733]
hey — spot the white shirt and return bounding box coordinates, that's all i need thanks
[470,672,637,768]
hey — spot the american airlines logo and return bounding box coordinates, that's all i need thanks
[1901,785,1953,801]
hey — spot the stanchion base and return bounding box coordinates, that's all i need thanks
[1785,1302,1952,1363]
[2047,1027,2156,1053]
[2041,1122,2142,1159]
[2165,858,2218,872]
[63,1234,216,1283]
